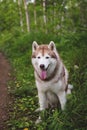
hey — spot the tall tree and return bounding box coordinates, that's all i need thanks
[18,0,24,32]
[23,0,30,32]
[43,0,47,25]
[34,0,37,25]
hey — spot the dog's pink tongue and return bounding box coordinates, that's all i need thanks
[40,70,47,80]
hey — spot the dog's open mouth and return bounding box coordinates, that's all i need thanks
[40,65,50,80]
[40,70,47,80]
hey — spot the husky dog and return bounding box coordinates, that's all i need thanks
[32,41,73,123]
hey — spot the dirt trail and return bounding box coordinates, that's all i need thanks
[0,52,11,130]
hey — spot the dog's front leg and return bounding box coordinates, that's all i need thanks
[38,91,48,111]
[35,91,47,124]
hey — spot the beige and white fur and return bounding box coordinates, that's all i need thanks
[32,41,73,123]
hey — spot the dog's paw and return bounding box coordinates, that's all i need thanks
[67,84,73,94]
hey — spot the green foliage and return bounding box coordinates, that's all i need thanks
[0,0,87,35]
[0,0,87,130]
[0,1,19,32]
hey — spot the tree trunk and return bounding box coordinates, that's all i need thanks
[43,0,47,25]
[43,0,47,33]
[18,0,24,32]
[23,0,30,32]
[34,0,37,25]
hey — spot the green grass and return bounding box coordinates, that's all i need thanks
[0,32,87,130]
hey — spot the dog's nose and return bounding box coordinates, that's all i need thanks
[40,64,45,70]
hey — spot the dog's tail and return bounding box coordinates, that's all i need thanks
[66,84,73,94]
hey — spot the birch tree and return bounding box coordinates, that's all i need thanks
[34,0,37,25]
[18,0,24,32]
[23,0,30,32]
[43,0,47,25]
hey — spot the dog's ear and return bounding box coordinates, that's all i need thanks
[32,41,39,52]
[48,41,56,51]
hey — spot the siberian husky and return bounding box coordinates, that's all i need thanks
[32,41,73,123]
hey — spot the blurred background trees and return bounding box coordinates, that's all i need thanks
[0,0,87,35]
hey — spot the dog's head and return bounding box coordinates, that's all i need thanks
[32,41,59,80]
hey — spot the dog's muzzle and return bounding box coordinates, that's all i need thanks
[39,64,50,80]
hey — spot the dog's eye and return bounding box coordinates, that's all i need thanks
[46,56,49,59]
[37,56,41,59]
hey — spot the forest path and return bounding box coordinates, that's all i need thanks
[0,52,11,130]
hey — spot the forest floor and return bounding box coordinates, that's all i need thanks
[0,52,11,130]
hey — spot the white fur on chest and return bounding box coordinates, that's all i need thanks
[36,79,64,94]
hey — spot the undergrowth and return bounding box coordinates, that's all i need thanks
[0,31,87,130]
